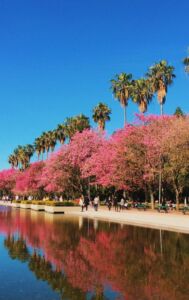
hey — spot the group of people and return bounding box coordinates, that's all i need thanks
[106,196,129,211]
[1,195,10,202]
[79,195,130,213]
[79,195,99,212]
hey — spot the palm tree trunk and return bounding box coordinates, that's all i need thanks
[123,106,127,126]
[160,103,163,115]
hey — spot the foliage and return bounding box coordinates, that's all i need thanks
[131,78,153,113]
[111,72,132,124]
[183,56,189,73]
[146,60,175,114]
[44,200,75,206]
[92,102,111,131]
[3,115,189,206]
[174,107,185,117]
[14,161,45,197]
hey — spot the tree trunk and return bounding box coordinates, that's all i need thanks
[150,189,154,210]
[160,103,164,116]
[123,106,127,126]
[175,188,179,210]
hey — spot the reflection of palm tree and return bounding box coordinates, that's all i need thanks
[4,235,30,262]
[91,287,108,300]
[28,253,85,300]
[4,235,85,300]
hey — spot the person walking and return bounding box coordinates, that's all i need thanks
[94,196,99,211]
[107,196,112,211]
[84,195,89,211]
[114,196,119,212]
[79,195,84,212]
[120,198,125,211]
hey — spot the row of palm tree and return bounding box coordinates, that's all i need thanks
[8,54,188,169]
[8,144,34,169]
[111,60,176,125]
[8,109,112,169]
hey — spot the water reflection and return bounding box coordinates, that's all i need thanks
[0,207,189,300]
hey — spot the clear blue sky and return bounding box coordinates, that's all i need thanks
[0,0,189,169]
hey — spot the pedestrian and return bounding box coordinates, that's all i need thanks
[93,196,99,211]
[84,195,89,211]
[79,195,84,212]
[120,198,125,211]
[124,200,129,209]
[114,196,119,212]
[107,196,112,211]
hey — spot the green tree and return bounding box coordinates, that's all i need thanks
[111,72,132,125]
[92,102,111,131]
[146,60,175,115]
[174,107,184,118]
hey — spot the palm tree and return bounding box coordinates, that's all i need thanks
[40,131,55,158]
[24,144,34,167]
[64,114,90,140]
[9,144,34,170]
[8,154,18,168]
[183,56,189,74]
[146,60,175,115]
[92,102,111,131]
[111,72,132,125]
[48,131,57,152]
[34,137,43,160]
[131,79,153,113]
[34,135,46,160]
[55,124,67,144]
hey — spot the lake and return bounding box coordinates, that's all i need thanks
[0,206,189,300]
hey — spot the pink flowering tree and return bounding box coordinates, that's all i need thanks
[40,129,104,198]
[14,161,45,198]
[0,169,18,196]
[87,115,176,206]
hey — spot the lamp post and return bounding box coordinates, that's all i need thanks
[158,164,162,206]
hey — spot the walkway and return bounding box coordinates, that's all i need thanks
[64,206,189,234]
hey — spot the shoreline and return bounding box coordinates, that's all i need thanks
[63,206,189,234]
[1,202,189,234]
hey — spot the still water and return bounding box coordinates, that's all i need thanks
[0,206,189,300]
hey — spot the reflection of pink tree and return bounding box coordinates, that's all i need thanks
[1,210,189,299]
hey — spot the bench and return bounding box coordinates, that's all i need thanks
[180,206,189,215]
[137,203,148,211]
[157,205,169,213]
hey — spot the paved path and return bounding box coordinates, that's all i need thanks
[64,207,189,234]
